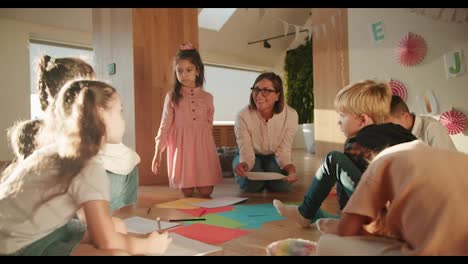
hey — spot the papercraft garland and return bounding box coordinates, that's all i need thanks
[439,109,468,135]
[396,32,428,67]
[389,79,408,101]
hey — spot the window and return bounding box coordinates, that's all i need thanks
[29,40,94,119]
[198,8,237,31]
[204,64,262,123]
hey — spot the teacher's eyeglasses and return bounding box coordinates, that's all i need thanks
[251,87,277,96]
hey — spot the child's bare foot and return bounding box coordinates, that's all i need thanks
[197,186,214,198]
[182,188,194,197]
[273,199,311,228]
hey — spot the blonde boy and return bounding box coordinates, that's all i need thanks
[274,80,392,228]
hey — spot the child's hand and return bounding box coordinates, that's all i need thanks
[282,173,298,183]
[234,162,249,177]
[151,152,162,175]
[146,231,173,255]
[282,164,297,183]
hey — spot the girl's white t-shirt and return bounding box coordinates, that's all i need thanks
[0,144,110,254]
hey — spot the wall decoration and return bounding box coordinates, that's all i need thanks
[251,8,340,44]
[389,78,408,101]
[444,49,466,78]
[409,8,468,23]
[416,90,439,115]
[370,20,385,43]
[396,32,428,67]
[439,109,468,135]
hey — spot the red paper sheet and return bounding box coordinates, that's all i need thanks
[169,223,250,245]
[178,206,234,217]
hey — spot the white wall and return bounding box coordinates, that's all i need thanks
[348,8,468,153]
[204,65,260,123]
[0,18,92,161]
[92,8,135,149]
[202,51,275,73]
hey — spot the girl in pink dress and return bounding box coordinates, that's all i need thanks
[152,43,222,198]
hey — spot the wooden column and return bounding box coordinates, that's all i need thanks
[311,8,349,157]
[133,8,198,185]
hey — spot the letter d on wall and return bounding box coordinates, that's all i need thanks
[444,50,465,78]
[370,20,384,43]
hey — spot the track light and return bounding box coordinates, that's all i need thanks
[248,29,308,49]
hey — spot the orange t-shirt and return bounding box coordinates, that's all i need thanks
[344,140,468,255]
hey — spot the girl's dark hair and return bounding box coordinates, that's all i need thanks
[249,72,285,114]
[0,119,44,184]
[2,80,116,212]
[170,47,205,105]
[7,119,44,160]
[37,55,95,111]
[390,95,410,116]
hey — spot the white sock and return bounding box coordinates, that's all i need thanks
[273,199,311,228]
[316,218,339,234]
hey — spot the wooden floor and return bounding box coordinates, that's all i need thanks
[115,149,340,256]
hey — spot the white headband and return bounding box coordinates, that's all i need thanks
[45,57,57,71]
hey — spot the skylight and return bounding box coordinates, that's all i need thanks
[198,8,237,31]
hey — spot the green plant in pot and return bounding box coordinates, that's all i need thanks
[284,38,314,153]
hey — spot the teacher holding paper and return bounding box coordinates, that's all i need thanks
[232,72,299,193]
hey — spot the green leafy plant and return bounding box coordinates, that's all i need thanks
[284,38,314,124]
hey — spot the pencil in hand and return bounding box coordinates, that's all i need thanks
[156,217,161,232]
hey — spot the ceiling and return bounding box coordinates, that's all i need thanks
[199,8,311,68]
[0,8,93,32]
[0,8,311,68]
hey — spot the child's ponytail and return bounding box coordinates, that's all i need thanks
[2,80,116,212]
[72,85,106,160]
[38,55,53,111]
[36,55,96,111]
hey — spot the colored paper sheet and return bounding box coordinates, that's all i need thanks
[178,206,234,217]
[234,203,279,216]
[155,198,210,209]
[184,213,243,229]
[157,233,222,256]
[219,210,284,229]
[124,216,180,234]
[169,223,250,245]
[192,197,248,208]
[217,204,285,229]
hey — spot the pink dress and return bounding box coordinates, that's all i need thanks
[155,86,222,189]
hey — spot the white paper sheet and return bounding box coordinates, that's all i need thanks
[158,233,222,256]
[191,197,248,208]
[124,216,180,234]
[246,172,285,180]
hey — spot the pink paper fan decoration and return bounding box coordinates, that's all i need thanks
[389,79,408,101]
[439,109,468,135]
[397,32,428,67]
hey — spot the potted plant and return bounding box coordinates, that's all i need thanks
[284,38,315,153]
